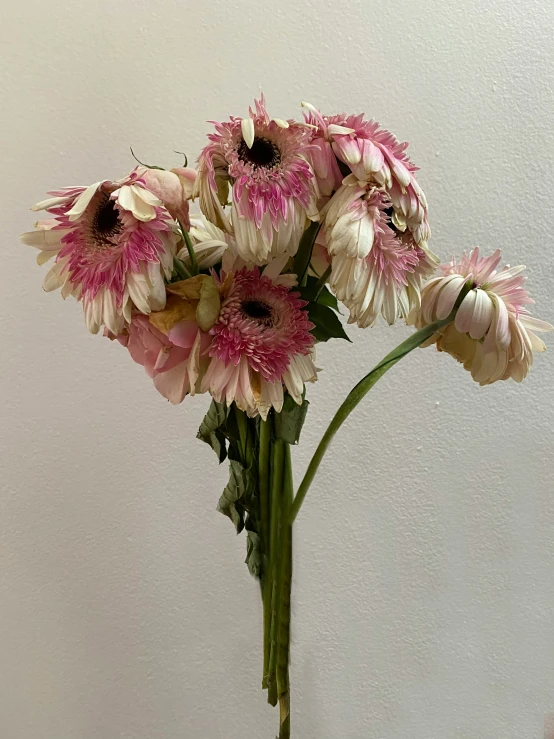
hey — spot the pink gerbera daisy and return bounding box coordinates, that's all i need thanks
[201,260,317,418]
[410,247,553,384]
[323,177,435,326]
[195,95,319,264]
[20,167,187,334]
[303,103,432,253]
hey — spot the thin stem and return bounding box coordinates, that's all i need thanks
[289,312,457,523]
[178,220,199,275]
[172,258,192,281]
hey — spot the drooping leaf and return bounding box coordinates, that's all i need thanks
[274,394,309,445]
[307,302,351,342]
[245,531,262,579]
[197,400,228,463]
[217,458,253,533]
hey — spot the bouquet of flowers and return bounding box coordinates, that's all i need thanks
[21,95,552,738]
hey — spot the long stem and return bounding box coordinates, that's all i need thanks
[290,313,456,523]
[259,417,272,688]
[276,444,293,739]
[267,439,285,706]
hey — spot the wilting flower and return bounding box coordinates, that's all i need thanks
[201,259,317,418]
[195,95,319,264]
[410,248,553,384]
[304,104,431,252]
[323,176,435,327]
[20,167,188,334]
[113,310,212,404]
[139,166,197,230]
[178,214,230,270]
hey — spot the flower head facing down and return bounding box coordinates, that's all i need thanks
[304,103,431,253]
[323,176,435,327]
[201,260,317,418]
[112,308,212,405]
[20,167,194,334]
[196,95,319,264]
[410,248,553,384]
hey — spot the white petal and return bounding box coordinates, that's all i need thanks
[272,118,289,128]
[469,289,493,340]
[436,275,467,319]
[30,195,73,212]
[327,124,356,136]
[518,315,554,333]
[66,182,102,221]
[241,118,255,148]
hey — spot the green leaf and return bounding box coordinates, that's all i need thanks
[245,531,262,579]
[290,310,461,522]
[315,285,339,311]
[197,400,228,463]
[293,221,321,284]
[307,302,351,342]
[274,394,309,445]
[299,276,339,311]
[217,458,254,533]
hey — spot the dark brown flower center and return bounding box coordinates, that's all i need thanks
[241,299,275,326]
[238,136,281,169]
[92,194,122,246]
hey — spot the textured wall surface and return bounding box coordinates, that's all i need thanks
[1,1,554,738]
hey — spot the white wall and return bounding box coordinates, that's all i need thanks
[2,1,554,737]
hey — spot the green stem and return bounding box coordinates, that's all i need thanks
[276,444,293,739]
[289,312,457,523]
[178,220,199,275]
[172,257,192,281]
[259,418,272,688]
[267,439,285,707]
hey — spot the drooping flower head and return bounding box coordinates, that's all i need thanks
[410,248,553,384]
[20,166,192,334]
[304,104,431,252]
[201,260,317,418]
[302,103,436,328]
[196,95,319,264]
[323,176,435,327]
[111,311,211,405]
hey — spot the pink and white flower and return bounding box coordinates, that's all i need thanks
[21,167,187,334]
[304,103,432,253]
[113,313,212,404]
[195,95,319,264]
[323,177,435,327]
[410,248,553,384]
[201,259,317,418]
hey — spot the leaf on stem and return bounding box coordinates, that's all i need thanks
[217,458,255,533]
[274,394,309,445]
[197,400,228,463]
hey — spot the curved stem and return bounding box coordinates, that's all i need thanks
[289,313,456,523]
